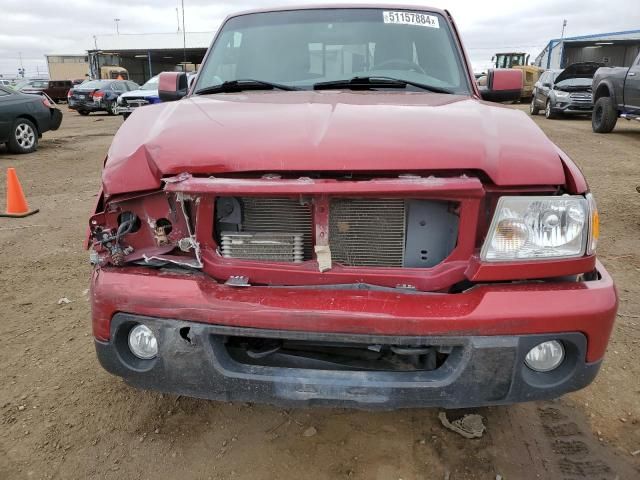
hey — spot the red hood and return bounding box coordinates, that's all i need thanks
[103,91,566,196]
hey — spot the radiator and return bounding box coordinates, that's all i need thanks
[329,198,406,267]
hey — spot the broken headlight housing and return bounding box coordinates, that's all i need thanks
[481,195,597,261]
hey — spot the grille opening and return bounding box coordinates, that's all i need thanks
[224,336,451,372]
[215,197,313,262]
[214,196,459,268]
[330,198,406,267]
[329,198,459,268]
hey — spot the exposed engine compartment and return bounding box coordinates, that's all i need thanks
[214,196,459,268]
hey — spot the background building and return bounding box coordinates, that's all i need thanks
[46,54,89,80]
[46,31,213,84]
[87,31,213,84]
[535,30,640,70]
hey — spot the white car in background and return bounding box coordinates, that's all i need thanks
[116,72,197,119]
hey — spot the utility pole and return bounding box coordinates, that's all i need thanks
[182,0,187,65]
[176,7,181,32]
[18,52,24,78]
[560,19,567,39]
[114,18,121,35]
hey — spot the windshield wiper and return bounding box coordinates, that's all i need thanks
[195,79,299,95]
[313,76,453,94]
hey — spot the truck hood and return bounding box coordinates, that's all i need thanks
[103,91,567,196]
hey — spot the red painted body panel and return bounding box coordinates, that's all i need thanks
[103,92,567,196]
[91,261,617,363]
[89,4,617,386]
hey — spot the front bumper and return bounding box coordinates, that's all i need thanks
[552,101,593,114]
[114,105,136,115]
[96,314,601,409]
[91,261,617,408]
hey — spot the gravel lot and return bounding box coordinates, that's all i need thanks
[0,105,639,480]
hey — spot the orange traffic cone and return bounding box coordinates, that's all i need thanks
[1,168,39,218]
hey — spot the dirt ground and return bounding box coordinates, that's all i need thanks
[0,104,639,480]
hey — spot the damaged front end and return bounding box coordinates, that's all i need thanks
[88,172,618,408]
[89,172,488,292]
[88,189,202,270]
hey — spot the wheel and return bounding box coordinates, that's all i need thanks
[78,110,90,116]
[545,100,557,119]
[592,96,618,133]
[107,102,117,116]
[7,118,38,154]
[530,96,540,115]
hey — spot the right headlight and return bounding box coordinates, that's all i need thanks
[481,195,595,261]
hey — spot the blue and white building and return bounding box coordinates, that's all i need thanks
[535,30,640,70]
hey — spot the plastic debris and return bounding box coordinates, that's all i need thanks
[57,297,71,305]
[303,426,317,437]
[438,411,486,439]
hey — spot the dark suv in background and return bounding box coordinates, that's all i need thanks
[68,80,140,116]
[20,80,73,103]
[530,63,602,119]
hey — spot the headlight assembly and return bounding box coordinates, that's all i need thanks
[554,90,570,99]
[481,195,594,261]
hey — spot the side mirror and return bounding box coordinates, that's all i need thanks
[158,72,188,102]
[479,68,523,103]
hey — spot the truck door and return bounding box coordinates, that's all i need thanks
[624,55,640,112]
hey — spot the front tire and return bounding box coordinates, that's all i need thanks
[7,119,38,154]
[107,102,117,116]
[545,100,557,119]
[530,97,540,115]
[592,97,618,133]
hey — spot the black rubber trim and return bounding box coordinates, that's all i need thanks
[94,313,602,410]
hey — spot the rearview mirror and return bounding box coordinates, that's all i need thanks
[479,69,523,103]
[159,72,188,102]
[543,82,552,88]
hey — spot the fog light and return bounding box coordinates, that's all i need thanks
[525,341,564,372]
[128,325,158,359]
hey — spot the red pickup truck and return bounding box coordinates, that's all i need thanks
[88,5,616,409]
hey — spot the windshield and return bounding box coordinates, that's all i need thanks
[80,80,111,89]
[195,9,470,94]
[28,81,49,88]
[141,76,159,90]
[495,54,526,69]
[555,77,593,88]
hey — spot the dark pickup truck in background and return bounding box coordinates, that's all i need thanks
[592,52,640,133]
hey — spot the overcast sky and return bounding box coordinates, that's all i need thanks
[1,0,639,78]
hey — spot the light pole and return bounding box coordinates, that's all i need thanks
[18,52,24,78]
[560,19,567,39]
[181,0,187,64]
[114,18,121,35]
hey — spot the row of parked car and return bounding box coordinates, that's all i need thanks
[0,72,191,155]
[527,56,640,134]
[68,72,195,119]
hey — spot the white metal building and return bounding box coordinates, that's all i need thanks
[535,30,640,70]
